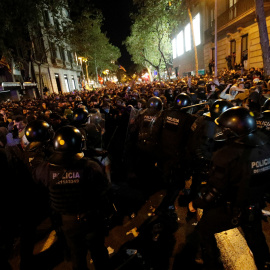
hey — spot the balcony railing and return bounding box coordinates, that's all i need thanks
[217,0,270,29]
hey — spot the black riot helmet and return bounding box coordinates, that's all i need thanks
[262,98,270,112]
[25,120,53,142]
[147,97,163,111]
[49,125,84,165]
[53,125,83,153]
[73,107,89,124]
[174,93,191,109]
[214,107,257,141]
[209,99,233,119]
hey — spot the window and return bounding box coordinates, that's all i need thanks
[212,48,215,61]
[185,23,191,52]
[230,40,236,55]
[241,34,248,61]
[172,38,177,59]
[210,8,214,28]
[229,0,238,7]
[193,13,201,46]
[177,31,184,56]
[49,42,57,59]
[59,47,66,62]
[71,75,76,90]
[64,75,70,92]
[229,0,238,20]
[67,51,73,63]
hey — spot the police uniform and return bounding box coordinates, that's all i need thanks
[133,97,164,195]
[191,107,270,269]
[158,94,196,211]
[256,111,270,137]
[187,100,233,197]
[34,126,110,270]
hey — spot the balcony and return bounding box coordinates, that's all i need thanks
[217,0,270,33]
[51,57,64,67]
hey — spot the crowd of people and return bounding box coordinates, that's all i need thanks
[1,66,270,270]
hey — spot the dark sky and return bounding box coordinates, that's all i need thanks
[92,0,134,72]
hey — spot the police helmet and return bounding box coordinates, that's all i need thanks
[49,126,84,165]
[209,99,233,119]
[147,97,163,110]
[215,107,256,140]
[73,107,89,124]
[25,120,53,143]
[174,93,192,109]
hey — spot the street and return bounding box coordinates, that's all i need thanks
[8,188,270,270]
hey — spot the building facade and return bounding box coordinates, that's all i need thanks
[172,0,270,77]
[32,7,82,95]
[0,6,82,98]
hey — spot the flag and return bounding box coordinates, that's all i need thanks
[0,57,11,73]
[98,75,103,84]
[119,65,126,72]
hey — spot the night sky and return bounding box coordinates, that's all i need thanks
[92,0,134,72]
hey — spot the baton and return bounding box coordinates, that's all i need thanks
[180,102,209,110]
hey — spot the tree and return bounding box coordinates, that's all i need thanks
[69,11,121,83]
[255,0,270,76]
[125,0,182,81]
[0,0,70,96]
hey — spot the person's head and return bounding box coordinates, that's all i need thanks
[214,107,256,141]
[72,107,89,125]
[49,126,84,165]
[25,120,54,143]
[209,99,233,120]
[147,97,163,111]
[14,115,27,132]
[137,98,147,110]
[174,93,192,110]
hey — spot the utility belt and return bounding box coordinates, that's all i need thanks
[226,202,262,226]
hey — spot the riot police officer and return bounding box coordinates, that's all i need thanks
[34,126,110,270]
[132,96,164,196]
[158,93,196,212]
[24,119,54,170]
[256,98,270,136]
[186,99,233,200]
[189,107,270,269]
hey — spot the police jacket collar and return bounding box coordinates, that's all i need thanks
[49,151,84,166]
[234,131,269,146]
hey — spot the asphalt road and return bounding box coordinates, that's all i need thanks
[8,188,270,270]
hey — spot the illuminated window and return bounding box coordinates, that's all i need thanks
[193,13,201,46]
[185,23,191,51]
[172,38,177,59]
[177,31,184,56]
[64,74,70,92]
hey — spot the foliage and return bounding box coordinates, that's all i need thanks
[0,0,68,61]
[69,11,121,80]
[124,0,183,79]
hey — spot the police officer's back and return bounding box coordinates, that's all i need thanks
[132,97,164,194]
[158,93,196,212]
[187,100,233,193]
[34,126,110,270]
[257,98,270,136]
[160,93,196,160]
[24,119,54,171]
[189,107,270,269]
